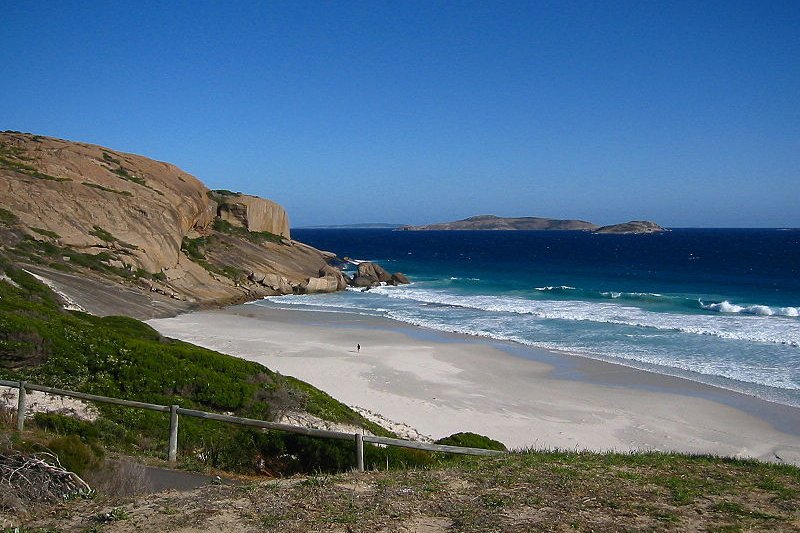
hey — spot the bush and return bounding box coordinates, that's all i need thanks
[435,432,507,451]
[47,435,103,475]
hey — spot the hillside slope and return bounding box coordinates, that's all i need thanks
[0,131,338,317]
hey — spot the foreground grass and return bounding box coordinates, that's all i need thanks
[14,451,800,532]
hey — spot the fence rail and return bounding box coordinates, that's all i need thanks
[0,379,504,471]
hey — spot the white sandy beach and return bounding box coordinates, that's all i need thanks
[148,304,800,465]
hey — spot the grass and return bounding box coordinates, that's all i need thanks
[101,151,121,165]
[0,141,71,182]
[11,236,145,284]
[81,182,133,197]
[208,189,241,197]
[98,151,163,196]
[28,228,60,239]
[32,451,793,532]
[88,226,116,243]
[87,226,137,250]
[0,207,18,225]
[110,166,146,186]
[213,219,284,245]
[180,235,246,282]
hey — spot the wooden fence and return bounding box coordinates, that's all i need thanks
[0,379,504,471]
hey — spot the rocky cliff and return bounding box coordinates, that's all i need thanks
[0,131,341,318]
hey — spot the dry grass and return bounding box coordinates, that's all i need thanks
[9,450,800,532]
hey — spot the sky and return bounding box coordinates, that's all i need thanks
[1,1,798,227]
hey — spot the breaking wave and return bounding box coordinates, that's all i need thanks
[532,286,799,317]
[700,300,799,317]
[367,286,800,347]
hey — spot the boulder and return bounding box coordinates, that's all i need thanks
[262,274,293,295]
[248,271,267,283]
[351,276,380,288]
[357,262,392,283]
[319,265,349,290]
[216,194,291,238]
[391,272,410,284]
[300,275,340,294]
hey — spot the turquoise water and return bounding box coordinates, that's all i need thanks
[256,228,800,407]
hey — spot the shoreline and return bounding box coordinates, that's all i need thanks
[147,303,800,465]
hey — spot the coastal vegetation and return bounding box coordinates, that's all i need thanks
[81,182,133,197]
[0,260,418,476]
[212,218,285,245]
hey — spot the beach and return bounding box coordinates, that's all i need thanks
[148,303,800,465]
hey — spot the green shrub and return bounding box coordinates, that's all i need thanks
[101,152,121,165]
[435,432,507,451]
[213,219,283,244]
[0,207,19,225]
[47,435,103,475]
[30,227,60,239]
[34,413,99,441]
[89,226,115,243]
[82,182,133,197]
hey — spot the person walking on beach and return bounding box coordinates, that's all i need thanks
[357,343,361,353]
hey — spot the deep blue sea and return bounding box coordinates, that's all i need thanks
[258,228,800,407]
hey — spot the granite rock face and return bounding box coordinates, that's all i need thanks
[215,193,290,238]
[0,132,332,316]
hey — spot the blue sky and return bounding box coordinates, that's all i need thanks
[1,1,798,227]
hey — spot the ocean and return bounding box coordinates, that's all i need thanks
[256,228,800,407]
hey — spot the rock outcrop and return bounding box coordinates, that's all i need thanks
[348,262,409,288]
[0,132,335,317]
[388,272,410,285]
[213,191,290,238]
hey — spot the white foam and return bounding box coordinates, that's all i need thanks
[368,286,800,347]
[383,308,800,394]
[700,300,799,317]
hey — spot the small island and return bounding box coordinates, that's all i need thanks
[593,220,667,234]
[398,215,666,234]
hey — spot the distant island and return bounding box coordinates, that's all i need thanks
[397,215,666,234]
[594,220,667,234]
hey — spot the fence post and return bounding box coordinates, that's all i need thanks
[168,405,179,464]
[355,432,364,472]
[16,381,27,432]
